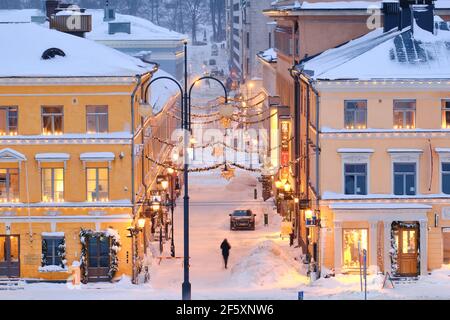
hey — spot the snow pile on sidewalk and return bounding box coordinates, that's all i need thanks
[229,240,307,288]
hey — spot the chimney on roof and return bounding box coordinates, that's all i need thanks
[383,0,435,33]
[412,2,435,34]
[104,0,116,22]
[45,0,60,18]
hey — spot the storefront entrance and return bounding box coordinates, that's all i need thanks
[443,229,450,264]
[393,222,419,276]
[87,236,110,282]
[0,235,20,277]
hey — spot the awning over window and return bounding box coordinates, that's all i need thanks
[80,152,115,169]
[0,148,26,162]
[35,153,70,169]
[35,153,70,161]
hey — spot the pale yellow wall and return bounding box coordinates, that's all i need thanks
[318,89,450,195]
[0,77,154,280]
[320,90,446,130]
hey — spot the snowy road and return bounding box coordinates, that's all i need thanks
[1,169,449,300]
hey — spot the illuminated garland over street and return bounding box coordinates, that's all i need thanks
[145,155,261,173]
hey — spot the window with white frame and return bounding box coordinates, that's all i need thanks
[442,100,450,129]
[42,106,63,135]
[87,168,109,202]
[393,100,415,129]
[42,168,64,202]
[344,100,367,129]
[41,236,65,267]
[0,106,18,135]
[394,163,416,195]
[344,164,367,195]
[442,162,450,194]
[86,106,108,133]
[0,168,19,202]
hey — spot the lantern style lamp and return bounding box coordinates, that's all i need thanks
[161,179,169,190]
[151,201,161,212]
[275,180,283,189]
[167,167,175,175]
[137,218,146,229]
[284,181,292,192]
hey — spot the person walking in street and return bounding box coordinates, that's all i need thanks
[220,238,231,269]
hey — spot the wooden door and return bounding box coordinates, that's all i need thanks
[444,230,450,264]
[397,227,419,276]
[87,237,110,282]
[0,235,20,278]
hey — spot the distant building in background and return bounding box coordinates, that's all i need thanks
[226,0,274,82]
[0,0,187,80]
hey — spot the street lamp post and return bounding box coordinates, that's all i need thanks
[144,41,228,300]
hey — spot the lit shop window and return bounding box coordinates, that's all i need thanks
[42,168,64,202]
[343,229,368,269]
[0,106,18,136]
[442,100,450,129]
[0,168,19,203]
[344,100,367,129]
[87,168,109,202]
[42,106,63,135]
[393,100,415,129]
[86,106,108,134]
[442,162,450,194]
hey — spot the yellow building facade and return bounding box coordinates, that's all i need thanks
[0,23,173,282]
[292,14,450,277]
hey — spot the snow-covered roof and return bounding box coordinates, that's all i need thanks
[299,20,450,81]
[0,8,186,42]
[149,69,180,114]
[0,23,155,77]
[257,48,277,63]
[270,0,450,11]
[85,9,186,42]
[0,9,41,22]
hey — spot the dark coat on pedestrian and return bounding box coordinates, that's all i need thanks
[220,239,231,257]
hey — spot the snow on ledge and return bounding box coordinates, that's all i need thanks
[80,152,115,161]
[436,148,450,153]
[329,202,432,210]
[322,191,450,200]
[38,265,68,273]
[41,232,65,237]
[337,148,374,153]
[387,148,423,153]
[35,153,70,161]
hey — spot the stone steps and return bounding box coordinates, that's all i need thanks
[0,277,25,290]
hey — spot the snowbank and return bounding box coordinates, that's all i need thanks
[230,240,307,288]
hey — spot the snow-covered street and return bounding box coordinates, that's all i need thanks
[1,168,449,300]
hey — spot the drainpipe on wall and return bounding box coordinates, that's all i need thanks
[288,66,302,248]
[311,81,321,276]
[130,74,142,285]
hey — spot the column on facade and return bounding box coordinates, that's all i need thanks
[333,221,343,273]
[369,220,378,273]
[419,220,428,276]
[383,220,392,274]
